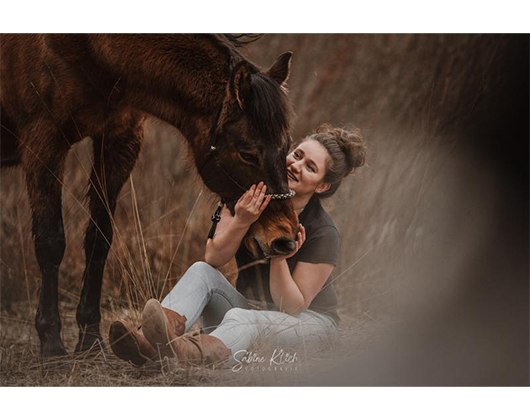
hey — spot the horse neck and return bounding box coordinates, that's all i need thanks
[89,34,243,142]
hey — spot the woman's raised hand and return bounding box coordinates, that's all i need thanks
[234,181,272,226]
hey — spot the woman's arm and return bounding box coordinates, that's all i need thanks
[204,183,271,268]
[269,225,335,315]
[269,259,334,315]
[204,207,249,268]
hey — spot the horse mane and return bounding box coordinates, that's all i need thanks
[247,72,292,148]
[216,34,293,148]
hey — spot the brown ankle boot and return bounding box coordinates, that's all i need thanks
[142,299,230,366]
[109,320,157,366]
[162,306,187,337]
[167,334,231,366]
[141,299,186,353]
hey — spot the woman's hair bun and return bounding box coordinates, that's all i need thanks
[304,123,366,198]
[315,123,366,176]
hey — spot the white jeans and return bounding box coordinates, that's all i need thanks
[161,262,337,362]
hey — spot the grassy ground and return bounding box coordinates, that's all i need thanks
[0,298,376,386]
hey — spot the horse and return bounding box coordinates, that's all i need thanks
[0,34,299,358]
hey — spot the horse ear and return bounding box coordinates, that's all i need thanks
[230,61,252,110]
[266,51,293,85]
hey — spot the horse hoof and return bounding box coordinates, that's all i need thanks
[41,342,69,358]
[75,334,105,354]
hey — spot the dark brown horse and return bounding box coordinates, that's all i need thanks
[0,34,298,358]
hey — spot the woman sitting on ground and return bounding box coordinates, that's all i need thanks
[109,124,366,367]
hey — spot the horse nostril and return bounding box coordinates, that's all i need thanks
[271,238,296,255]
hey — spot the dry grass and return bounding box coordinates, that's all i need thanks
[0,297,376,386]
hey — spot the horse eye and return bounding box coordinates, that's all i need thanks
[240,151,259,166]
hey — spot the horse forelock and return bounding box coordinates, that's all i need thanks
[246,73,292,149]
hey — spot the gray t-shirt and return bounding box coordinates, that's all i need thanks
[236,195,340,324]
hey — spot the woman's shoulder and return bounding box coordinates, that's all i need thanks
[296,207,340,264]
[303,196,338,232]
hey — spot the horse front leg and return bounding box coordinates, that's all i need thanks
[75,113,143,353]
[23,137,68,358]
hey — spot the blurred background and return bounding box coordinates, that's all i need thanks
[0,34,528,385]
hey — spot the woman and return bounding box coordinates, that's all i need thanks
[109,124,366,367]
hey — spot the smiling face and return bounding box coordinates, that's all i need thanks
[287,139,332,199]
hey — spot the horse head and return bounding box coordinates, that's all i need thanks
[197,51,299,258]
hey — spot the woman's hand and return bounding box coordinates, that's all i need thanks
[234,181,271,226]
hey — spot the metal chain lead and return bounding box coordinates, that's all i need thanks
[207,189,295,239]
[266,189,296,200]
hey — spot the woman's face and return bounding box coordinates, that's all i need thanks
[286,139,331,197]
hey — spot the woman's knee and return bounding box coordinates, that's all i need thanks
[188,261,217,281]
[188,261,215,274]
[187,261,230,289]
[222,307,253,323]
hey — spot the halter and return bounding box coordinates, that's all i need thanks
[199,106,295,239]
